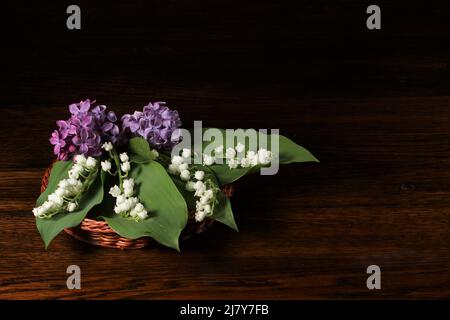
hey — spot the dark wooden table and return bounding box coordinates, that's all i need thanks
[1,0,450,299]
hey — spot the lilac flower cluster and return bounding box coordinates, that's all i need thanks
[121,101,182,149]
[50,99,120,160]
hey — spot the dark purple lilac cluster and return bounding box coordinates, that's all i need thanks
[50,99,120,160]
[121,101,182,149]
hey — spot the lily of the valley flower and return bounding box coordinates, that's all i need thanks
[101,160,112,172]
[101,149,148,221]
[121,161,131,172]
[102,142,113,151]
[33,155,98,218]
[211,143,274,169]
[109,178,148,221]
[168,150,219,222]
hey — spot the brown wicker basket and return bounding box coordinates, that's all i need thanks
[40,163,234,249]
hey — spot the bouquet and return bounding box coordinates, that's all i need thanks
[34,99,318,251]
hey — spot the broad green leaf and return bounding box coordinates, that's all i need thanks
[36,169,105,249]
[212,192,238,231]
[185,128,318,185]
[36,161,72,206]
[167,164,238,231]
[171,176,196,209]
[277,134,319,164]
[127,137,153,163]
[207,165,253,186]
[168,163,218,211]
[90,170,118,216]
[101,161,188,251]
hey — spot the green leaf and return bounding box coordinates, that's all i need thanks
[171,176,196,210]
[167,164,238,232]
[89,170,118,217]
[208,165,252,186]
[127,137,153,164]
[101,161,188,251]
[36,169,105,249]
[36,161,72,207]
[187,128,318,185]
[211,191,238,231]
[168,163,218,210]
[277,134,319,164]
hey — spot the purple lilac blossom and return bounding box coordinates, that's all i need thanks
[121,101,182,149]
[49,99,120,160]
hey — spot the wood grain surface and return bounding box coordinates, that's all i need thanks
[1,0,450,299]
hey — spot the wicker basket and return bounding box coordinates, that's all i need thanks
[40,163,234,249]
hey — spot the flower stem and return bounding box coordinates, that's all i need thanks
[157,151,172,166]
[111,148,124,190]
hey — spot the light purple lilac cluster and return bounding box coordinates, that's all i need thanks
[121,101,182,149]
[50,100,182,160]
[50,99,120,160]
